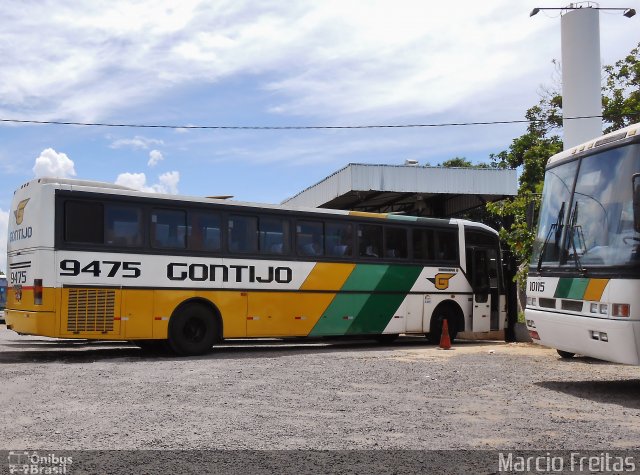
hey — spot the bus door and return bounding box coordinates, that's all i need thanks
[486,248,501,330]
[467,247,491,332]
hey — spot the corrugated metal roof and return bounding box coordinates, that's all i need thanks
[282,163,518,217]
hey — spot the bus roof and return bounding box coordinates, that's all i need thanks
[18,177,475,228]
[547,122,640,167]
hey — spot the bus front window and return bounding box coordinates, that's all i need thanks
[533,143,640,270]
[531,161,578,267]
[571,144,640,267]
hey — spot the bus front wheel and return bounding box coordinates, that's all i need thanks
[168,304,218,356]
[557,349,576,359]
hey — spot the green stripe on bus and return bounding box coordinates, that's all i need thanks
[346,265,424,335]
[567,278,589,299]
[554,278,572,298]
[554,278,590,299]
[308,264,389,336]
[387,215,419,222]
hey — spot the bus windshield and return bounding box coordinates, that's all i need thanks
[532,143,640,269]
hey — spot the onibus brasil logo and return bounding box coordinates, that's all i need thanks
[7,451,73,474]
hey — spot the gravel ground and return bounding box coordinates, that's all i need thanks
[1,324,639,452]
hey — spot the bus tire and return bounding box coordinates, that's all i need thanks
[374,334,399,344]
[132,340,171,354]
[557,349,576,359]
[168,303,218,356]
[427,305,459,344]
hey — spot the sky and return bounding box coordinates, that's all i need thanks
[0,0,638,271]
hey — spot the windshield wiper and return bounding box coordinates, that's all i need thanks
[537,202,565,272]
[567,202,585,274]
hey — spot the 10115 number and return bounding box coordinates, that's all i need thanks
[59,260,141,278]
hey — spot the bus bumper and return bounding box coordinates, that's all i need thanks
[5,309,58,338]
[526,308,640,365]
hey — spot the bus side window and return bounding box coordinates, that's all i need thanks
[384,227,407,258]
[326,222,353,257]
[105,204,143,247]
[189,211,221,252]
[151,209,186,249]
[358,224,382,258]
[296,221,324,256]
[259,217,290,255]
[229,215,258,253]
[434,230,458,262]
[64,200,104,244]
[412,229,434,261]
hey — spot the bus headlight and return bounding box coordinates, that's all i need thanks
[612,303,630,317]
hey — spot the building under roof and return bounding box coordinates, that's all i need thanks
[282,163,518,218]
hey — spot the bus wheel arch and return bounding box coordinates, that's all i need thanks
[427,301,463,344]
[167,298,222,356]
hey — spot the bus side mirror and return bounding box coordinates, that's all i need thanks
[525,201,536,230]
[634,174,640,233]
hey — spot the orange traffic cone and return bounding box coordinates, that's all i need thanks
[439,319,452,350]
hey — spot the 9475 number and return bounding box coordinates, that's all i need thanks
[60,260,141,278]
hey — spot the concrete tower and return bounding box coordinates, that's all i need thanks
[560,5,602,149]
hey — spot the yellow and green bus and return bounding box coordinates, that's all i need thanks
[6,178,507,355]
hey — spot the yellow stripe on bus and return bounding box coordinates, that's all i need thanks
[300,262,355,291]
[348,211,388,219]
[583,278,609,301]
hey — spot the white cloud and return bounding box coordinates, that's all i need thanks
[110,136,164,150]
[147,149,164,167]
[115,171,179,194]
[32,148,77,178]
[115,172,148,191]
[0,208,7,272]
[0,1,635,126]
[157,171,180,194]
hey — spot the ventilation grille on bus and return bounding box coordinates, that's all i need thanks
[67,289,115,333]
[561,299,583,312]
[539,298,556,309]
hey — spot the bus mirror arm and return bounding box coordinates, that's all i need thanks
[633,174,640,233]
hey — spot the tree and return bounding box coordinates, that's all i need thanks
[487,42,640,289]
[438,156,492,168]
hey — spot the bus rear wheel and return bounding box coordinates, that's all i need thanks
[557,349,576,359]
[168,304,218,356]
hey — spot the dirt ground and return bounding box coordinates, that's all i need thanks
[1,324,639,451]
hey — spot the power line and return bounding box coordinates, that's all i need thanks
[0,114,625,131]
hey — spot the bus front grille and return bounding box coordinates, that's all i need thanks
[67,289,116,333]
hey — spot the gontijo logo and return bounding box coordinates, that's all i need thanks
[10,199,33,243]
[428,272,456,290]
[14,199,29,225]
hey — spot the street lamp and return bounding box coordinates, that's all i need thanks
[530,6,636,17]
[530,3,636,148]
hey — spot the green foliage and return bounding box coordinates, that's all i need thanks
[438,156,492,168]
[602,43,640,132]
[487,42,640,287]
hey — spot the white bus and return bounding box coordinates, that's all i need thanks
[526,122,640,364]
[5,177,507,355]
